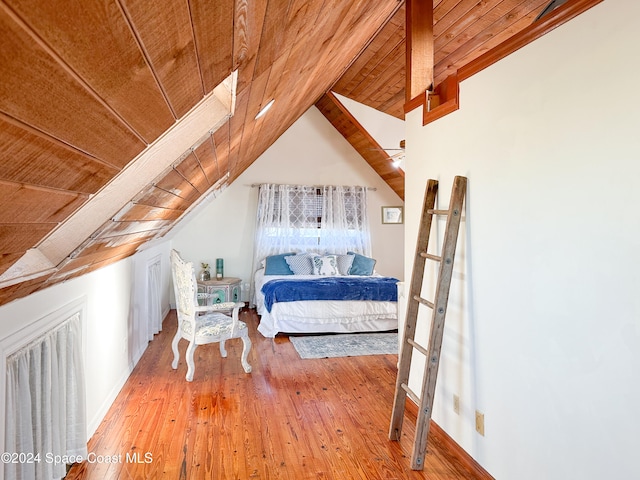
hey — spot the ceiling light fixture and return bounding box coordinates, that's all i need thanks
[388,151,405,169]
[255,99,275,119]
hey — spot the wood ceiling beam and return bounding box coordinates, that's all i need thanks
[316,92,404,200]
[405,0,434,103]
[406,0,601,125]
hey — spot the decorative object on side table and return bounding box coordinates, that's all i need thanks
[216,258,224,279]
[200,262,210,281]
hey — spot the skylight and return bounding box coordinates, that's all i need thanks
[255,99,275,119]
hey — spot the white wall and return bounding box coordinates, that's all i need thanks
[0,240,171,439]
[0,93,403,452]
[170,105,405,300]
[404,2,640,479]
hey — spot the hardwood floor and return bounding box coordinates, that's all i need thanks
[66,309,486,480]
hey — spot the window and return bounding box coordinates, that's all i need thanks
[253,183,371,267]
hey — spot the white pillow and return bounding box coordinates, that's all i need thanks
[285,254,314,275]
[312,255,339,276]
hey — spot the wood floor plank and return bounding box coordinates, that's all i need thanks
[66,309,488,479]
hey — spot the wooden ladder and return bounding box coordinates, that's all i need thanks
[389,175,467,470]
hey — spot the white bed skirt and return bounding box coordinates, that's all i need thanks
[256,299,398,338]
[253,270,399,337]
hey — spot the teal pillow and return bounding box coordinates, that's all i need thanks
[347,252,376,275]
[264,253,295,275]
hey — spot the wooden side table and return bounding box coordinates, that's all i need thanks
[197,277,241,305]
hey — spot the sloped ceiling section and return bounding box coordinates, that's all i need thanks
[24,79,235,285]
[314,0,602,198]
[0,0,403,306]
[0,0,603,307]
[332,3,407,120]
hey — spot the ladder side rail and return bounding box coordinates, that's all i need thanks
[389,179,438,441]
[410,176,467,469]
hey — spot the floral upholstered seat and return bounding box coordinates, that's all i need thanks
[170,249,252,381]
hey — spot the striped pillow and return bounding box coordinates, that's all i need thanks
[335,254,355,275]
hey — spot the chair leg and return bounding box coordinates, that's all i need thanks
[240,332,252,373]
[219,340,227,358]
[185,341,197,382]
[171,331,181,370]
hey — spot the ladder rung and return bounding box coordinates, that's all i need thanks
[407,338,428,357]
[419,252,441,262]
[412,295,434,309]
[401,383,420,405]
[389,176,467,471]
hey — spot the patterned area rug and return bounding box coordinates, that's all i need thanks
[289,332,398,359]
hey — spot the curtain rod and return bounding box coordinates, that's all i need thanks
[248,183,376,191]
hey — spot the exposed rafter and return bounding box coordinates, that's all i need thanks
[405,0,434,102]
[315,92,404,200]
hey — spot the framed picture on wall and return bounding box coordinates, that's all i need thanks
[381,206,403,224]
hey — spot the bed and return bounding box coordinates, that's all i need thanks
[254,252,399,337]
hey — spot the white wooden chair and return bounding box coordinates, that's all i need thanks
[170,249,252,381]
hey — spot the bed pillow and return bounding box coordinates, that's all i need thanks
[285,253,315,275]
[347,252,376,275]
[335,254,355,275]
[264,253,295,275]
[312,255,340,276]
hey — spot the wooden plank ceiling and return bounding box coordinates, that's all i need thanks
[317,0,600,192]
[0,0,600,306]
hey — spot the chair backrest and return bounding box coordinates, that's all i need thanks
[170,250,198,327]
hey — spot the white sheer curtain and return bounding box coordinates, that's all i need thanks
[253,184,322,266]
[4,314,87,480]
[148,259,163,339]
[319,185,371,256]
[252,183,371,283]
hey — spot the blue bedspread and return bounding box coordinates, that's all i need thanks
[261,276,399,313]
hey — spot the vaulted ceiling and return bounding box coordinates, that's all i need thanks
[0,0,600,306]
